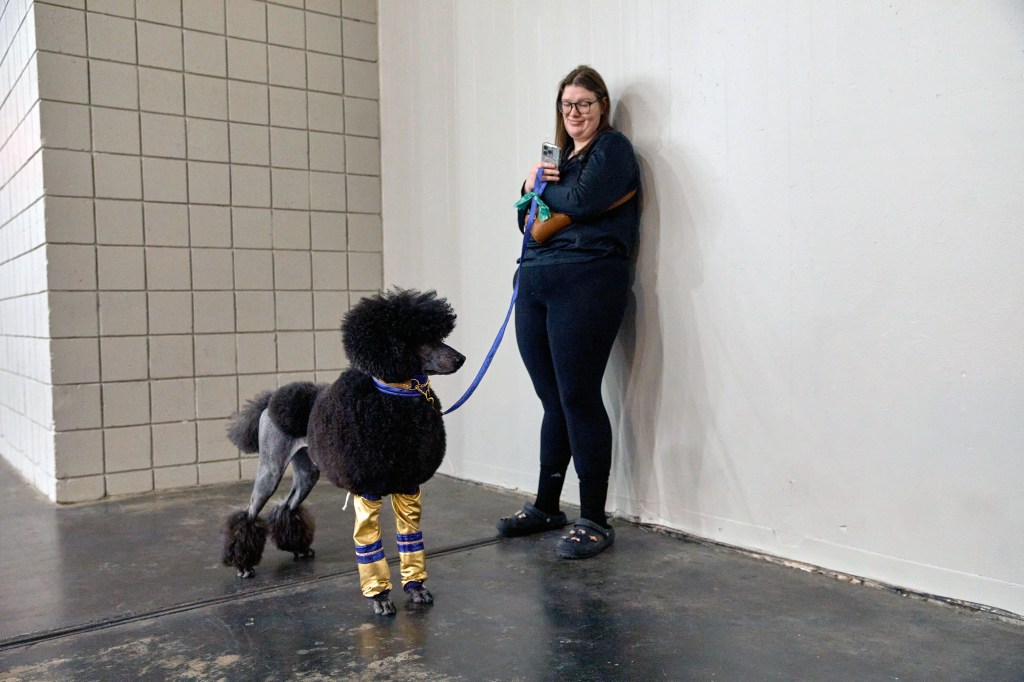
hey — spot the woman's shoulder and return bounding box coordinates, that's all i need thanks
[602,127,632,142]
[591,128,635,156]
[579,128,636,167]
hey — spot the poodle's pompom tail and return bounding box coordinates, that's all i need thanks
[227,390,272,453]
[268,503,316,558]
[268,382,326,438]
[221,510,268,578]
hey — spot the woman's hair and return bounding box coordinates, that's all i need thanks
[554,65,612,150]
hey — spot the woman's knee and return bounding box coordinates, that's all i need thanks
[559,393,611,431]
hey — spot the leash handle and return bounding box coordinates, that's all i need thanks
[442,169,546,415]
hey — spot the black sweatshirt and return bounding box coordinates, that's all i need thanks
[517,128,640,267]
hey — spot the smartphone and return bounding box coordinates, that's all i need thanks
[541,142,561,166]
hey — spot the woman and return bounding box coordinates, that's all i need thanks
[497,65,640,559]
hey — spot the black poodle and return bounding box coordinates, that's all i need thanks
[221,288,465,615]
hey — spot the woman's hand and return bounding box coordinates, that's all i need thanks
[524,162,560,192]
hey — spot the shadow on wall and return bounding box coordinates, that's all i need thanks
[604,83,712,527]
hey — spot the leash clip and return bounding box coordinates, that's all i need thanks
[410,377,437,410]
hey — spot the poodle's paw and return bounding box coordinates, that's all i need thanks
[221,510,267,579]
[370,592,397,616]
[293,547,315,560]
[408,586,434,605]
[373,599,396,616]
[268,503,316,558]
[404,582,433,605]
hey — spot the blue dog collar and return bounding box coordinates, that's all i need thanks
[372,374,434,406]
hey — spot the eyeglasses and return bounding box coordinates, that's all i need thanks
[558,99,598,115]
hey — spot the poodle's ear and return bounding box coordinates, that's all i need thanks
[341,288,456,379]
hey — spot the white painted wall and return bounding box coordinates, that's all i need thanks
[379,1,1024,616]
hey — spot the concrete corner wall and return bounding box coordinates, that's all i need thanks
[0,0,383,502]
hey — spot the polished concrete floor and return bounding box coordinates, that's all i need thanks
[0,457,1021,681]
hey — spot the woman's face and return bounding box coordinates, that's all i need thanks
[560,84,604,145]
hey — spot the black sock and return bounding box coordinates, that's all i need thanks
[579,478,609,528]
[534,465,566,514]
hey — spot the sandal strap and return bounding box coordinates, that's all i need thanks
[499,503,565,527]
[571,518,612,539]
[519,502,560,522]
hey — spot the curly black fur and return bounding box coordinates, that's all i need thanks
[226,390,272,453]
[268,503,316,556]
[221,510,268,575]
[269,382,326,438]
[342,288,456,382]
[301,288,460,494]
[224,288,459,589]
[308,372,446,493]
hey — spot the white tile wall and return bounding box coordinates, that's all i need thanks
[149,334,194,378]
[155,464,198,489]
[153,421,198,467]
[197,418,234,461]
[136,1,179,27]
[100,336,148,381]
[0,0,55,492]
[184,0,224,34]
[96,200,143,244]
[342,0,375,23]
[106,469,153,495]
[1,0,381,502]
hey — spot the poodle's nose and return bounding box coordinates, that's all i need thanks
[422,343,466,375]
[438,347,465,374]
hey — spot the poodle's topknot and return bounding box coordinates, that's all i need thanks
[341,288,456,380]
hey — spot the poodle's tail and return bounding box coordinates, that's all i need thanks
[268,381,327,439]
[227,390,273,453]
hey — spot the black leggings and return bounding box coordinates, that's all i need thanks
[514,258,629,525]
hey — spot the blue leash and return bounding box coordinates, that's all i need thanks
[441,170,548,415]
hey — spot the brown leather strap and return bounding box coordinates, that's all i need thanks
[606,188,637,211]
[530,189,637,244]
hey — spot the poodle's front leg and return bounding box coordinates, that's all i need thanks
[393,489,433,605]
[353,494,396,616]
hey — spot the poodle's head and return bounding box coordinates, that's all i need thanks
[341,288,465,382]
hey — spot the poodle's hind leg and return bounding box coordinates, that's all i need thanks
[268,447,319,560]
[221,413,292,578]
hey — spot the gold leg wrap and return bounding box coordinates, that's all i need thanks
[352,495,391,597]
[392,490,428,587]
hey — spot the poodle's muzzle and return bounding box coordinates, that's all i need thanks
[419,343,465,375]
